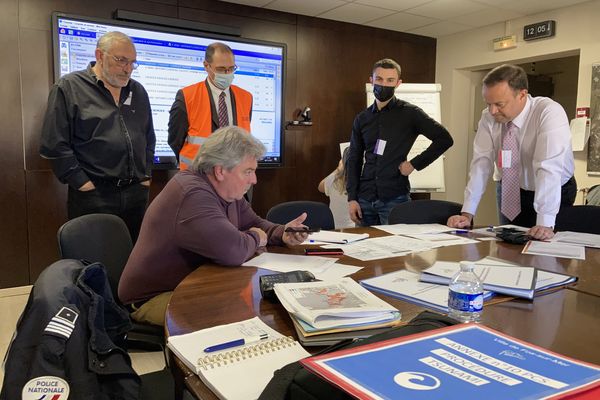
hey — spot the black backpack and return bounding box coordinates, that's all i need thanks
[259,311,458,400]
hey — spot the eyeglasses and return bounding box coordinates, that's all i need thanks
[211,64,238,74]
[108,53,139,70]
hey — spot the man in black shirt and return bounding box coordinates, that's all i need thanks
[40,32,155,241]
[347,58,453,226]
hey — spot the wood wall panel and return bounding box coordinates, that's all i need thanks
[22,28,53,171]
[0,0,29,288]
[1,0,436,288]
[26,171,67,281]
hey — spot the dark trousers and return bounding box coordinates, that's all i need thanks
[67,182,150,242]
[497,176,577,227]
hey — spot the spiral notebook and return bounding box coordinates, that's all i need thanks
[167,317,310,400]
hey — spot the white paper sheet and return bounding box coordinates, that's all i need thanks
[242,252,338,273]
[374,223,453,235]
[551,231,600,248]
[522,241,585,260]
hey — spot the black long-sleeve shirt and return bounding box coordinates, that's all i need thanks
[40,63,155,189]
[347,97,453,202]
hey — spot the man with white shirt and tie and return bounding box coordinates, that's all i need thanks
[168,42,253,170]
[447,64,576,240]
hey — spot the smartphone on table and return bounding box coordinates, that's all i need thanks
[284,227,321,233]
[304,248,344,256]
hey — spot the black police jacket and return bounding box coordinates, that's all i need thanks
[0,259,141,399]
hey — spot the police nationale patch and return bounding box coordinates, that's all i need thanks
[21,376,70,399]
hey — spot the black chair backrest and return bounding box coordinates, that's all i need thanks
[388,200,463,225]
[266,201,335,230]
[57,213,133,303]
[555,205,600,234]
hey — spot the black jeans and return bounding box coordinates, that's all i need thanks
[497,176,577,227]
[67,182,149,242]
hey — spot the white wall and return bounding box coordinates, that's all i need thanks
[435,0,600,224]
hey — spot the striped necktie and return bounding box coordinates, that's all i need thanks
[218,91,229,128]
[501,121,521,221]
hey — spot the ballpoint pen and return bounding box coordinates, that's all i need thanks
[203,333,269,353]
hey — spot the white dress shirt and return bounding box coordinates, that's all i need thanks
[462,94,574,227]
[207,78,233,126]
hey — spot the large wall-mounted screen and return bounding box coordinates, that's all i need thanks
[52,12,286,167]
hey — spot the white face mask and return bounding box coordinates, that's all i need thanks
[214,72,235,90]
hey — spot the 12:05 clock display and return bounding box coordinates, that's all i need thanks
[523,20,556,41]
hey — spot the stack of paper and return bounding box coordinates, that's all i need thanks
[420,259,537,299]
[360,270,494,314]
[419,257,577,299]
[291,312,402,346]
[274,278,400,331]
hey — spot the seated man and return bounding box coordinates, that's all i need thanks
[118,126,308,326]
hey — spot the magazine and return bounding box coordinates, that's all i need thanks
[274,277,399,330]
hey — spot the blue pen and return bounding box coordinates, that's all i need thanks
[203,333,269,353]
[452,229,469,234]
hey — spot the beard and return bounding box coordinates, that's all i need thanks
[100,61,130,88]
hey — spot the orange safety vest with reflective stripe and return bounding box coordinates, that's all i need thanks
[178,81,252,169]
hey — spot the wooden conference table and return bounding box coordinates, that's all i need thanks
[165,227,600,400]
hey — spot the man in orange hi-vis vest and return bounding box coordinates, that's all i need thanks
[168,42,253,170]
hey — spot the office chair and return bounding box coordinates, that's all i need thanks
[266,201,335,230]
[57,213,165,353]
[388,200,463,225]
[555,205,600,234]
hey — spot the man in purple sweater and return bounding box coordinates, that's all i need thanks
[118,126,308,326]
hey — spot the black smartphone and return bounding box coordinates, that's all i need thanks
[259,270,317,301]
[496,228,532,244]
[304,248,344,256]
[284,227,321,233]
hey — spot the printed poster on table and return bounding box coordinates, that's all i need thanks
[301,324,600,400]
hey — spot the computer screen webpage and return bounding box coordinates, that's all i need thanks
[53,13,285,167]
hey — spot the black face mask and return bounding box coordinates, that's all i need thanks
[373,84,395,102]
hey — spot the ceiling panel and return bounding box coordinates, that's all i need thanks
[365,11,438,32]
[318,3,392,24]
[408,0,488,20]
[265,0,347,16]
[220,0,593,37]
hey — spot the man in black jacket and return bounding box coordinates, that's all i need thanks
[40,31,155,241]
[347,58,453,226]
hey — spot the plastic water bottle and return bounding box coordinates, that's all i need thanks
[448,261,484,323]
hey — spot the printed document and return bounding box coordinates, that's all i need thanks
[360,270,492,313]
[420,259,537,299]
[300,324,600,400]
[522,240,585,260]
[274,278,399,330]
[374,223,453,235]
[551,231,600,248]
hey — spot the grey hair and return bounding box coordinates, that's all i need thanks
[191,126,266,174]
[96,31,134,52]
[372,58,401,78]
